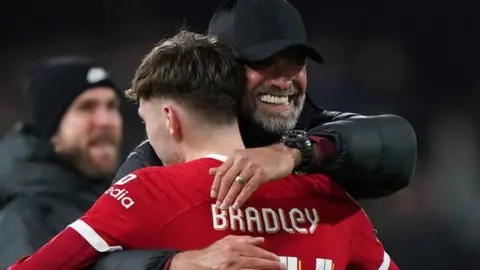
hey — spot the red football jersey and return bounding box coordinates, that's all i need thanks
[8,154,397,270]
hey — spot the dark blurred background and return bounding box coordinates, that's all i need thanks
[1,0,479,269]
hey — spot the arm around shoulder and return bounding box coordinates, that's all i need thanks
[307,113,417,199]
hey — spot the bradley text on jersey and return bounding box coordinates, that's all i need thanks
[212,205,319,234]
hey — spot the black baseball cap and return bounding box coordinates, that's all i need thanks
[208,0,323,63]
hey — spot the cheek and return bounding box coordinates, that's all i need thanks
[111,112,123,131]
[59,117,91,144]
[246,69,265,93]
[293,68,307,93]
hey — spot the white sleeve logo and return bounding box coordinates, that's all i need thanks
[116,173,137,185]
[106,173,137,209]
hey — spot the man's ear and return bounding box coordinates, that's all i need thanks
[50,133,60,152]
[164,106,182,141]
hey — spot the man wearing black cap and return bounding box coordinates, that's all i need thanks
[0,56,123,268]
[92,0,416,269]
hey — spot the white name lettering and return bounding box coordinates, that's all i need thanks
[105,187,135,209]
[212,205,319,234]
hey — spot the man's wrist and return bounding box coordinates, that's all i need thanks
[166,251,194,270]
[272,143,302,168]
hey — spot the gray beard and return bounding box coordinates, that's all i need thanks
[250,110,298,134]
[244,95,305,134]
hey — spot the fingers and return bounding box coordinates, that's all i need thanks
[223,236,278,262]
[237,243,280,261]
[209,167,218,175]
[210,158,234,199]
[232,174,262,209]
[239,257,286,270]
[224,235,264,245]
[214,160,245,207]
[215,236,286,270]
[236,244,284,270]
[220,169,254,209]
[209,167,219,197]
[243,236,265,246]
[210,148,277,211]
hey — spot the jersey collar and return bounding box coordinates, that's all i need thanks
[204,154,228,162]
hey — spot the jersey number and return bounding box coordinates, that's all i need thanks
[279,256,334,270]
[116,174,137,185]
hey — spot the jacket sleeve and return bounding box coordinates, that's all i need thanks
[91,250,177,270]
[113,140,162,183]
[0,198,56,269]
[307,109,417,199]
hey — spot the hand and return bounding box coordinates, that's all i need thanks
[168,235,285,270]
[209,144,300,210]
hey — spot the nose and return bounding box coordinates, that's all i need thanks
[269,62,296,90]
[269,76,292,90]
[92,107,119,130]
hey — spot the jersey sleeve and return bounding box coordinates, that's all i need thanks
[78,172,157,249]
[347,208,399,270]
[8,171,158,270]
[8,227,101,270]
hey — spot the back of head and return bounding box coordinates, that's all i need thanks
[127,30,245,125]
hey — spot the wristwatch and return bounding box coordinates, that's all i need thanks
[280,130,313,169]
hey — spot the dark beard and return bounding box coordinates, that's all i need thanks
[59,146,118,179]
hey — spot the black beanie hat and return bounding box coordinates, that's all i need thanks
[24,56,121,139]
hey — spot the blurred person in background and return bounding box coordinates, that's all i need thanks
[0,56,123,268]
[91,0,417,269]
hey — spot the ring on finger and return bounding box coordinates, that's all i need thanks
[234,176,246,186]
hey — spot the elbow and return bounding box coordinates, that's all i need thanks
[365,114,417,198]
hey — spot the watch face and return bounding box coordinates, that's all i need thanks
[286,130,307,140]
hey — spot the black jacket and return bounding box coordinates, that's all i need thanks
[92,100,417,270]
[0,124,110,269]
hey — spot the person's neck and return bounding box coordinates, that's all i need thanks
[183,124,245,162]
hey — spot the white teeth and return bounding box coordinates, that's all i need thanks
[259,94,289,105]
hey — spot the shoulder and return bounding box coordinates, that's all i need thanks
[111,165,186,198]
[138,158,219,179]
[111,158,220,197]
[126,165,178,182]
[0,197,57,247]
[0,194,53,220]
[289,172,354,202]
[113,167,165,191]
